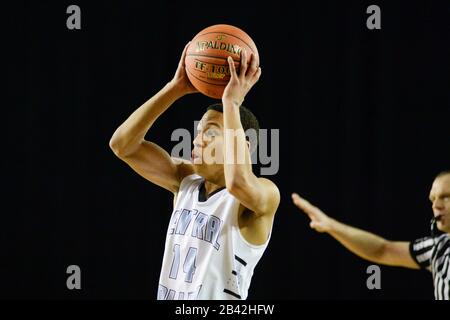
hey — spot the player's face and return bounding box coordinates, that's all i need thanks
[429,174,450,233]
[191,110,225,178]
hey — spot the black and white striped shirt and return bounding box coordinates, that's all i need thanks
[409,233,450,300]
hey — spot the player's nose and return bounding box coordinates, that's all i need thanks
[193,133,205,148]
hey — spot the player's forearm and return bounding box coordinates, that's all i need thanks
[109,82,183,157]
[327,219,388,264]
[222,100,253,189]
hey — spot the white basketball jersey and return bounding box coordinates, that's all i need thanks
[157,174,272,300]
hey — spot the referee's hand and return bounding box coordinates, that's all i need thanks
[291,193,333,233]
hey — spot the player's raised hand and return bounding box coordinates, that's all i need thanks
[170,42,198,95]
[222,50,261,107]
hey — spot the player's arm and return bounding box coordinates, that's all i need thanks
[292,193,419,269]
[109,43,196,194]
[222,51,280,217]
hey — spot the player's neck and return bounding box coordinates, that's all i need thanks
[204,179,225,197]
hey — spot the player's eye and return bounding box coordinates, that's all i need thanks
[205,129,219,137]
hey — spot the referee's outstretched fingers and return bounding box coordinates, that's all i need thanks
[291,193,314,217]
[291,193,331,233]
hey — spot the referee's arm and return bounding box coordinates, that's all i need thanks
[292,193,419,269]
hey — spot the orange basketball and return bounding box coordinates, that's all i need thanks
[185,24,259,99]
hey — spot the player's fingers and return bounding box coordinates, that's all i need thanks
[252,67,262,83]
[248,52,258,76]
[179,42,190,67]
[228,56,238,80]
[239,50,248,78]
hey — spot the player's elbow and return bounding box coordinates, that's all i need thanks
[109,132,131,159]
[109,136,123,157]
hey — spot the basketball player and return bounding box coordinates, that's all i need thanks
[292,170,450,299]
[109,43,280,300]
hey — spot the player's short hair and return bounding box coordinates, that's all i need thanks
[436,170,450,179]
[206,103,260,151]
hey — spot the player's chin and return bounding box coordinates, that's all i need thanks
[436,219,450,233]
[192,161,208,174]
[192,161,222,177]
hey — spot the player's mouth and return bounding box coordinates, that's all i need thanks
[191,150,201,161]
[434,214,445,222]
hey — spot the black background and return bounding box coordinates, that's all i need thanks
[3,0,450,299]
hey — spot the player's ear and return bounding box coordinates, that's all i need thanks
[247,140,257,155]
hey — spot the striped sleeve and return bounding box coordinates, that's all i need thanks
[409,236,434,271]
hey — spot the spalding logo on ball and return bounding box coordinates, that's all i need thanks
[185,24,259,99]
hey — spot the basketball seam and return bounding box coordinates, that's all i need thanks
[186,67,227,87]
[186,54,241,63]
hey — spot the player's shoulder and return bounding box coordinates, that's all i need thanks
[173,174,203,205]
[257,177,280,211]
[180,173,203,186]
[257,177,280,195]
